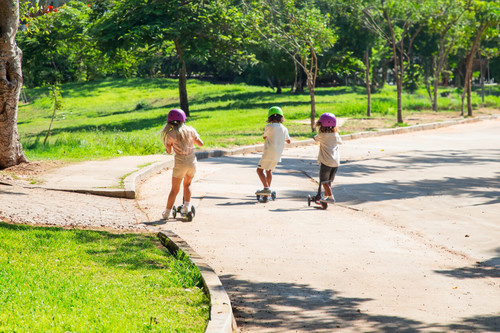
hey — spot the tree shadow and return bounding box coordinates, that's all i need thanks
[434,248,500,279]
[341,149,500,178]
[221,274,500,332]
[338,175,500,206]
[198,148,500,207]
[0,222,175,271]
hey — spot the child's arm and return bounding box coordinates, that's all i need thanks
[194,136,204,147]
[165,142,173,154]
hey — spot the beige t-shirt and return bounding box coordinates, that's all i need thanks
[166,126,200,156]
[314,132,343,167]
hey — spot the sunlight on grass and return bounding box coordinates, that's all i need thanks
[18,78,500,160]
[0,222,209,332]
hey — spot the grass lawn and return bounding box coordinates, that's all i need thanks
[0,222,209,332]
[18,78,500,160]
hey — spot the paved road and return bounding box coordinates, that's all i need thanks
[137,119,500,332]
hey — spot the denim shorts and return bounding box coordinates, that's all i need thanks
[319,163,338,184]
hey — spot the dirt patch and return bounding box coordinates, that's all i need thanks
[0,160,70,184]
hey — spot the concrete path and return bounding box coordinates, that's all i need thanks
[136,119,500,332]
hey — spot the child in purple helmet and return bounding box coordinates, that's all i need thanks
[314,113,343,203]
[160,109,204,220]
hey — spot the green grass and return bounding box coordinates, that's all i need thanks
[18,78,500,160]
[0,222,209,332]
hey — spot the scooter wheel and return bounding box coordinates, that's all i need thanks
[191,206,196,217]
[262,195,268,203]
[307,195,312,206]
[177,205,183,213]
[172,206,177,218]
[256,195,261,201]
[321,202,328,210]
[187,212,193,222]
[271,191,276,200]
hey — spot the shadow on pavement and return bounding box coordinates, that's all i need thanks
[434,248,500,279]
[338,175,500,206]
[221,274,500,332]
[341,149,500,178]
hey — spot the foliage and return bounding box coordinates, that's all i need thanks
[10,0,500,115]
[17,78,500,160]
[0,222,209,331]
[17,1,130,87]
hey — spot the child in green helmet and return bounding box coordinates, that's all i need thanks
[256,106,291,196]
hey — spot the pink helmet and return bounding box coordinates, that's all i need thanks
[167,109,186,123]
[319,113,337,127]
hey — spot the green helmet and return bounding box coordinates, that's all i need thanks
[268,106,283,117]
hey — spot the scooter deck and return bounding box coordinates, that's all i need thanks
[256,190,277,203]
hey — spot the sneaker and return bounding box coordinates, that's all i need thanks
[256,188,272,195]
[161,211,170,220]
[181,206,189,214]
[320,196,335,203]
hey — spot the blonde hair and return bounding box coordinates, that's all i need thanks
[315,120,338,133]
[161,121,190,148]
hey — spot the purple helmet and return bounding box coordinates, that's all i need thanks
[319,113,337,127]
[167,109,186,123]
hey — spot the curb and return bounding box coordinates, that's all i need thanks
[122,114,499,198]
[35,115,499,201]
[157,231,236,333]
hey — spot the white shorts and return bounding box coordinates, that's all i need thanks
[257,159,278,171]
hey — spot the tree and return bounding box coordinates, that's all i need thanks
[243,0,336,131]
[93,0,243,117]
[362,0,426,123]
[424,0,469,112]
[330,0,381,117]
[460,0,499,116]
[0,0,28,169]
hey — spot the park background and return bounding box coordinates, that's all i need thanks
[0,0,499,331]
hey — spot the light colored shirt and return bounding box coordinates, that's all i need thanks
[166,126,200,156]
[261,123,290,162]
[314,132,343,167]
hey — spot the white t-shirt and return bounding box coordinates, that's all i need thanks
[314,132,343,167]
[261,123,290,162]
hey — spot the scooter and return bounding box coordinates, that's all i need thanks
[307,183,328,210]
[172,204,196,222]
[256,190,277,203]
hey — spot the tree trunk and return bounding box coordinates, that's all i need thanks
[384,9,403,123]
[174,38,189,116]
[432,56,440,112]
[308,77,316,132]
[364,49,371,117]
[462,23,488,117]
[0,0,28,169]
[307,47,318,132]
[479,52,485,103]
[424,60,433,107]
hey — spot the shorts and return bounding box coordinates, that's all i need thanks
[319,163,338,184]
[257,159,278,171]
[172,154,197,179]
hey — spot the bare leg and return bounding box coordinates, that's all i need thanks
[257,168,269,188]
[266,170,273,187]
[166,177,183,209]
[182,174,194,203]
[322,182,333,197]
